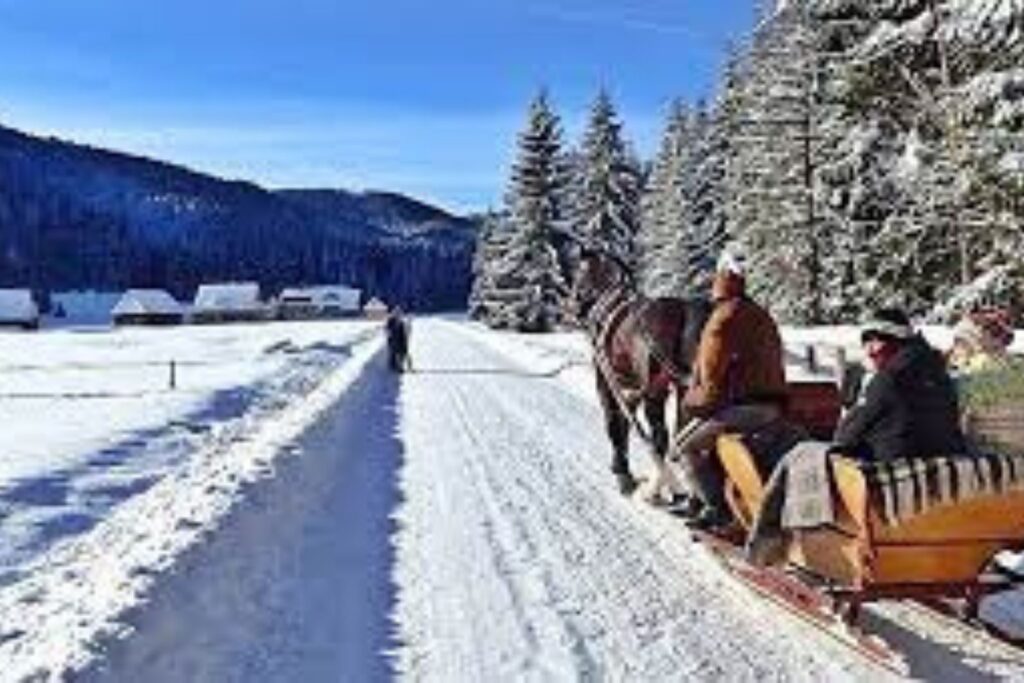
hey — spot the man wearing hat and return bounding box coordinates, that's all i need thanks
[674,247,788,530]
[833,308,965,461]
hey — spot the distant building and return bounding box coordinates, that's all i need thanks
[191,282,266,323]
[0,289,39,329]
[49,290,121,326]
[363,297,389,320]
[276,285,362,320]
[112,289,185,326]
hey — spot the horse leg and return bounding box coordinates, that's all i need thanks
[640,391,684,504]
[595,367,636,494]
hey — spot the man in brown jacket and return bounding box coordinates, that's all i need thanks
[674,251,787,529]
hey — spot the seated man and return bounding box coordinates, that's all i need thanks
[674,250,788,530]
[833,308,966,461]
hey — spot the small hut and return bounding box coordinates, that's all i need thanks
[192,282,266,324]
[112,289,184,326]
[0,289,39,329]
[276,285,362,320]
[48,290,120,325]
[363,297,389,320]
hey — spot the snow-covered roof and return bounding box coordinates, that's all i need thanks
[193,282,262,311]
[112,289,183,317]
[49,290,120,324]
[0,289,38,321]
[279,286,361,309]
[363,297,388,311]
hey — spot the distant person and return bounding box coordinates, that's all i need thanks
[832,308,966,461]
[385,306,411,372]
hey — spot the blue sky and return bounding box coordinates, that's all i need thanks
[0,0,757,213]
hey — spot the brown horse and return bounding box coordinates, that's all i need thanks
[571,250,711,501]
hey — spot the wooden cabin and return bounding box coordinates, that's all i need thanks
[0,289,39,330]
[191,282,266,324]
[48,290,120,326]
[276,285,361,320]
[363,297,389,320]
[112,289,184,326]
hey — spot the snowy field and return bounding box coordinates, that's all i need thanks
[1,318,1024,681]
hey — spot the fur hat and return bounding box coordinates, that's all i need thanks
[861,308,914,343]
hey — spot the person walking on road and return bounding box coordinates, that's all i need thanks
[385,305,412,372]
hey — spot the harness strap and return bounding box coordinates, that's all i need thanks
[587,287,653,444]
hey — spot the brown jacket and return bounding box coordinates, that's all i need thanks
[683,294,787,417]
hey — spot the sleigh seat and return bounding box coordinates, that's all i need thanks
[717,431,1024,589]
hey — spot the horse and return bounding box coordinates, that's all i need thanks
[570,249,712,502]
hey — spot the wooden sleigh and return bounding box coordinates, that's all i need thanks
[703,380,1024,670]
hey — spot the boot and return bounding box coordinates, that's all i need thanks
[670,492,704,520]
[687,505,735,533]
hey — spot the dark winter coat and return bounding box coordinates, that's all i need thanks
[832,336,966,462]
[683,294,787,418]
[386,315,409,354]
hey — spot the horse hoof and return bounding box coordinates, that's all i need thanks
[615,473,638,496]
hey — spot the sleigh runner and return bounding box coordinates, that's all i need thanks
[692,380,1024,670]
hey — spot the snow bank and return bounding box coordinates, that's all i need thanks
[0,325,383,680]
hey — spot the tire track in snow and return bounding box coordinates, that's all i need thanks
[393,320,888,682]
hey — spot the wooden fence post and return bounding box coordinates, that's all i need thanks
[169,360,177,391]
[805,345,818,374]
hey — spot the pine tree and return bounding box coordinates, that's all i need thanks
[685,102,730,290]
[724,1,825,323]
[476,91,569,332]
[638,100,693,297]
[467,211,513,322]
[811,0,1024,319]
[571,90,643,267]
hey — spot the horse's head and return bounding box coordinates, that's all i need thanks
[569,248,632,322]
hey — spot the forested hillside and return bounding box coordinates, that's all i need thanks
[0,124,477,311]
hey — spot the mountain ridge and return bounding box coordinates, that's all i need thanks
[0,122,477,311]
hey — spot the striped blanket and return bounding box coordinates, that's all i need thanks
[862,452,1024,526]
[746,448,1024,565]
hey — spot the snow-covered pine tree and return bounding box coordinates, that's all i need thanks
[815,0,1024,320]
[467,210,513,322]
[637,100,694,297]
[483,91,569,332]
[685,102,730,292]
[724,0,825,323]
[571,90,643,269]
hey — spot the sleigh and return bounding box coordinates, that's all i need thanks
[704,380,1024,670]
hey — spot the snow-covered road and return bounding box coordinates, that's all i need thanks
[392,320,885,681]
[73,318,886,682]
[22,318,1024,681]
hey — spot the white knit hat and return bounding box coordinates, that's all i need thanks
[716,246,746,278]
